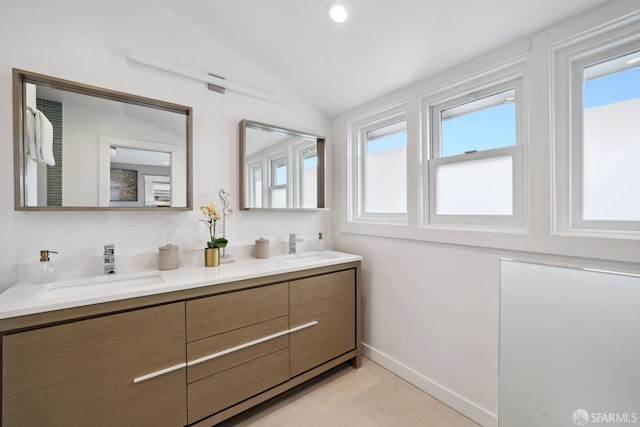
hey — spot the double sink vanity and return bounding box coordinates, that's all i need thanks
[0,251,362,426]
[6,66,355,426]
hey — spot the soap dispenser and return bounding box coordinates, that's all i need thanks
[37,250,58,283]
[317,233,326,251]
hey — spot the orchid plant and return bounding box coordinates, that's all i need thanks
[199,203,228,249]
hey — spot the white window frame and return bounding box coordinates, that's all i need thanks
[247,159,263,208]
[347,101,408,225]
[267,152,288,208]
[421,63,526,229]
[294,141,318,209]
[553,21,640,237]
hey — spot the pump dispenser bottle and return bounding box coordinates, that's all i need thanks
[317,233,326,251]
[37,250,58,283]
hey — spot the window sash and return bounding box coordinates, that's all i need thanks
[356,113,408,222]
[428,145,523,226]
[569,41,640,232]
[249,163,263,208]
[431,79,521,159]
[426,77,524,227]
[266,152,288,208]
[295,142,318,209]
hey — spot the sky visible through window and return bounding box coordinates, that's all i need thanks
[584,67,640,108]
[367,131,406,154]
[275,161,286,185]
[304,155,318,168]
[441,102,515,157]
[363,66,638,157]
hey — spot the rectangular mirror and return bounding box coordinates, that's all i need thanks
[239,120,325,210]
[13,69,192,210]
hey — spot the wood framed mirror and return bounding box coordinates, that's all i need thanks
[239,120,325,210]
[13,69,193,210]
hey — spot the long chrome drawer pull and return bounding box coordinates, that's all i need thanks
[187,320,319,367]
[133,362,187,384]
[289,320,319,333]
[187,329,290,367]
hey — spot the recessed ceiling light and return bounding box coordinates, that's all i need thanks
[329,4,348,23]
[626,57,640,65]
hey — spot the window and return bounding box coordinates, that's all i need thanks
[581,52,640,223]
[298,146,318,209]
[364,121,407,214]
[554,29,640,235]
[425,75,524,227]
[269,156,287,208]
[348,102,408,224]
[250,163,263,208]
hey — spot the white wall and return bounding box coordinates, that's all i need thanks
[0,0,332,287]
[332,1,640,426]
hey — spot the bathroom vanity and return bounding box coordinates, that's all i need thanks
[0,252,361,426]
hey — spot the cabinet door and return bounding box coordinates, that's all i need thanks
[2,303,186,427]
[290,269,356,377]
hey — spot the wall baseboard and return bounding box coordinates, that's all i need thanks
[361,343,498,427]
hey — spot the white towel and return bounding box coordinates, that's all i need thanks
[34,108,55,166]
[25,107,38,162]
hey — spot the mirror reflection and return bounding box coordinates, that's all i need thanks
[14,69,192,210]
[108,147,171,207]
[240,120,325,210]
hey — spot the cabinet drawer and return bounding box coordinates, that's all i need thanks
[186,283,288,342]
[187,316,289,383]
[187,348,289,424]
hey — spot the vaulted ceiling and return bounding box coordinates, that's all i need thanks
[155,0,612,117]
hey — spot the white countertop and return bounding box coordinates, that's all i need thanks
[0,251,361,320]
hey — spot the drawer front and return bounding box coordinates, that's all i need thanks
[187,348,289,424]
[186,283,289,342]
[187,316,289,383]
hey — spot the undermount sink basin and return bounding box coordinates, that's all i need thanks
[37,272,165,300]
[280,251,341,265]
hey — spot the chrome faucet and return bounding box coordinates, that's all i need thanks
[289,233,304,254]
[104,244,115,274]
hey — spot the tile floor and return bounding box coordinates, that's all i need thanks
[216,357,480,426]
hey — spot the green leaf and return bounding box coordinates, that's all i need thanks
[213,238,228,248]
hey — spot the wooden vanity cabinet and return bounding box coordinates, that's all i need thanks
[0,261,360,427]
[2,302,186,427]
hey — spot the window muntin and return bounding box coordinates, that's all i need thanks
[363,121,407,215]
[581,52,640,223]
[427,77,523,226]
